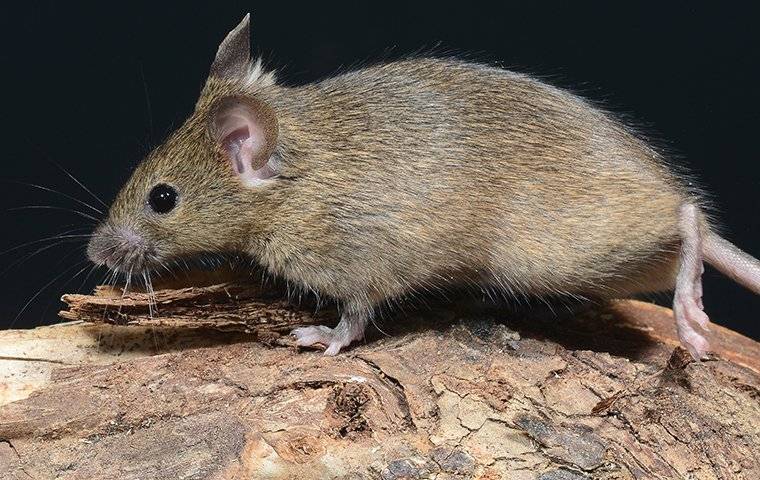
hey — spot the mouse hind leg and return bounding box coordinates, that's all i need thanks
[673,203,711,359]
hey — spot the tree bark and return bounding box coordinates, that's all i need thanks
[0,275,758,479]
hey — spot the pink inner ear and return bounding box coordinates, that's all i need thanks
[222,126,251,174]
[214,102,278,185]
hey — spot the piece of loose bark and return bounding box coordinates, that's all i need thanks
[59,281,336,337]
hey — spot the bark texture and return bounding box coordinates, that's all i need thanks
[0,278,758,480]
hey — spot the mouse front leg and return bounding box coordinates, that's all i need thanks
[291,308,369,356]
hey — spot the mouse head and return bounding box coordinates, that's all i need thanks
[87,15,282,274]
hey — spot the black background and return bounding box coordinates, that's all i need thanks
[1,2,758,340]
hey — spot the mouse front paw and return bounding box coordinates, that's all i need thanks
[290,325,356,356]
[291,325,334,349]
[291,313,368,356]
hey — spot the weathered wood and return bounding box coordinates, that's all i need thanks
[59,282,334,335]
[0,279,758,479]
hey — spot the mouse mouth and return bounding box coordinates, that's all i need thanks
[87,224,159,274]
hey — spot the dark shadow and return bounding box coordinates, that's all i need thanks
[362,291,660,361]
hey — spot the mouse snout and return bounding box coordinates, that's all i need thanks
[87,224,155,273]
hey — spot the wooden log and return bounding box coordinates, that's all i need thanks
[0,277,758,479]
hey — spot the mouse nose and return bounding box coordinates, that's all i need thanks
[86,225,111,266]
[87,224,152,272]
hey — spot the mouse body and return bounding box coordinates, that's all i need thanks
[88,15,760,358]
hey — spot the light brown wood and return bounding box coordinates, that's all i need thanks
[0,278,758,479]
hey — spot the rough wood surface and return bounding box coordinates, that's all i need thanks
[0,279,759,479]
[59,282,334,334]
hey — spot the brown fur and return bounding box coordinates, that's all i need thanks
[91,19,695,320]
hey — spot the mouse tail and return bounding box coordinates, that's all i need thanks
[702,232,760,295]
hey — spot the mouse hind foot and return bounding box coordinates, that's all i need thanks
[673,203,711,360]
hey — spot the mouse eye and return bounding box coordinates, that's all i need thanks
[148,183,178,214]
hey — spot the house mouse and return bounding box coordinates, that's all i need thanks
[87,14,760,359]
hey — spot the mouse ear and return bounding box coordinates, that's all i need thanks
[209,96,279,186]
[209,14,251,79]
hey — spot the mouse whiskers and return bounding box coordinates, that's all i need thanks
[3,180,104,216]
[11,257,92,328]
[2,158,109,329]
[0,236,90,280]
[0,230,94,257]
[111,266,134,319]
[141,270,158,319]
[48,158,109,211]
[7,205,101,223]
